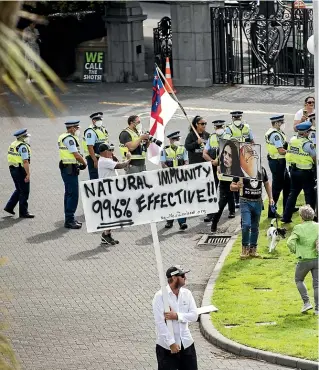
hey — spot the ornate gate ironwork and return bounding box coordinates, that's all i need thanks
[211,1,314,86]
[153,16,173,76]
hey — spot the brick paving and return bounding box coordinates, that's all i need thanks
[0,83,303,369]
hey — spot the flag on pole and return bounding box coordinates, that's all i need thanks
[148,68,178,165]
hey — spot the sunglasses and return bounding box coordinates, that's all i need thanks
[307,101,315,104]
[199,122,207,126]
[179,274,186,279]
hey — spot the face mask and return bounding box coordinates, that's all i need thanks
[136,123,142,133]
[233,119,242,127]
[215,128,225,136]
[173,140,180,146]
[75,129,81,137]
[95,121,103,128]
[24,137,30,144]
[280,123,285,131]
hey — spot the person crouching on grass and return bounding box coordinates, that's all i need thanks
[98,143,131,245]
[287,205,318,315]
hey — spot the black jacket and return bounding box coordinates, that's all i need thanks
[184,130,210,164]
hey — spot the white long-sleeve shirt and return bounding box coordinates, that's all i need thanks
[152,285,198,350]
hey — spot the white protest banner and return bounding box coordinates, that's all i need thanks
[80,162,218,232]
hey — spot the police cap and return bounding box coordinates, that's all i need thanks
[230,111,243,117]
[296,121,312,132]
[270,114,284,123]
[65,120,80,128]
[90,112,103,120]
[167,131,180,139]
[13,128,28,138]
[212,120,226,127]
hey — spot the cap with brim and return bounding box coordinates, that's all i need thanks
[270,114,284,123]
[212,120,226,126]
[296,121,312,132]
[166,265,190,278]
[90,112,103,120]
[167,131,181,139]
[230,111,243,116]
[65,120,80,128]
[13,128,28,137]
[99,143,111,152]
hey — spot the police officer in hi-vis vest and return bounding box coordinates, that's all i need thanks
[282,121,316,223]
[161,131,188,230]
[265,115,291,218]
[203,120,235,222]
[82,112,109,180]
[225,111,255,208]
[58,120,87,229]
[119,115,149,174]
[4,128,34,218]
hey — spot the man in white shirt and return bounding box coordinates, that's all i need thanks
[152,265,198,370]
[98,143,131,245]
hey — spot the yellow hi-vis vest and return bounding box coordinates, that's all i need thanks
[58,133,80,164]
[164,145,185,168]
[119,127,146,160]
[265,128,286,159]
[209,133,219,148]
[7,140,31,167]
[286,136,314,170]
[82,125,108,157]
[224,123,250,142]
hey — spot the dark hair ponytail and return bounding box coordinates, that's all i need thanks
[190,115,202,131]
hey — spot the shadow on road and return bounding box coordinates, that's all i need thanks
[66,244,111,261]
[26,220,69,244]
[0,216,23,231]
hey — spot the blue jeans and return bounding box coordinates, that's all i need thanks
[60,167,79,224]
[240,199,262,247]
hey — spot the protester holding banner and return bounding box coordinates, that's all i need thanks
[152,265,198,370]
[203,120,235,223]
[265,115,291,219]
[161,131,188,230]
[58,120,87,229]
[184,116,209,164]
[82,112,109,180]
[230,167,274,259]
[119,115,149,174]
[98,143,131,245]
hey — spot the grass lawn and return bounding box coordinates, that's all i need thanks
[211,196,319,361]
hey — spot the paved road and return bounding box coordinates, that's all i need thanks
[0,83,308,369]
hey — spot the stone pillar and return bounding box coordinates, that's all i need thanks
[105,1,148,83]
[171,1,213,87]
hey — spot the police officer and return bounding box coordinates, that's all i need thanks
[119,115,149,173]
[225,111,254,208]
[4,128,34,218]
[58,120,87,229]
[265,115,291,218]
[161,131,188,230]
[203,120,235,222]
[82,112,108,180]
[282,121,316,223]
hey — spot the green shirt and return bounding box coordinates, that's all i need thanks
[287,221,319,260]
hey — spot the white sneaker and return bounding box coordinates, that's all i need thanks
[301,302,313,313]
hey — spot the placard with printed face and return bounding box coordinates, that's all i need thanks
[219,139,262,180]
[80,162,219,232]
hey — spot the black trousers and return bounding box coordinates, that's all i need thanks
[5,166,30,216]
[156,344,198,370]
[267,157,290,217]
[211,181,235,226]
[283,168,316,221]
[86,156,99,180]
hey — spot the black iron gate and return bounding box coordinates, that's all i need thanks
[153,16,173,76]
[211,1,314,87]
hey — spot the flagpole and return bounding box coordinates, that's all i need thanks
[155,64,201,140]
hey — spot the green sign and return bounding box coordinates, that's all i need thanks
[83,51,105,82]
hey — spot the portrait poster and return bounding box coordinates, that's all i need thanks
[218,139,262,180]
